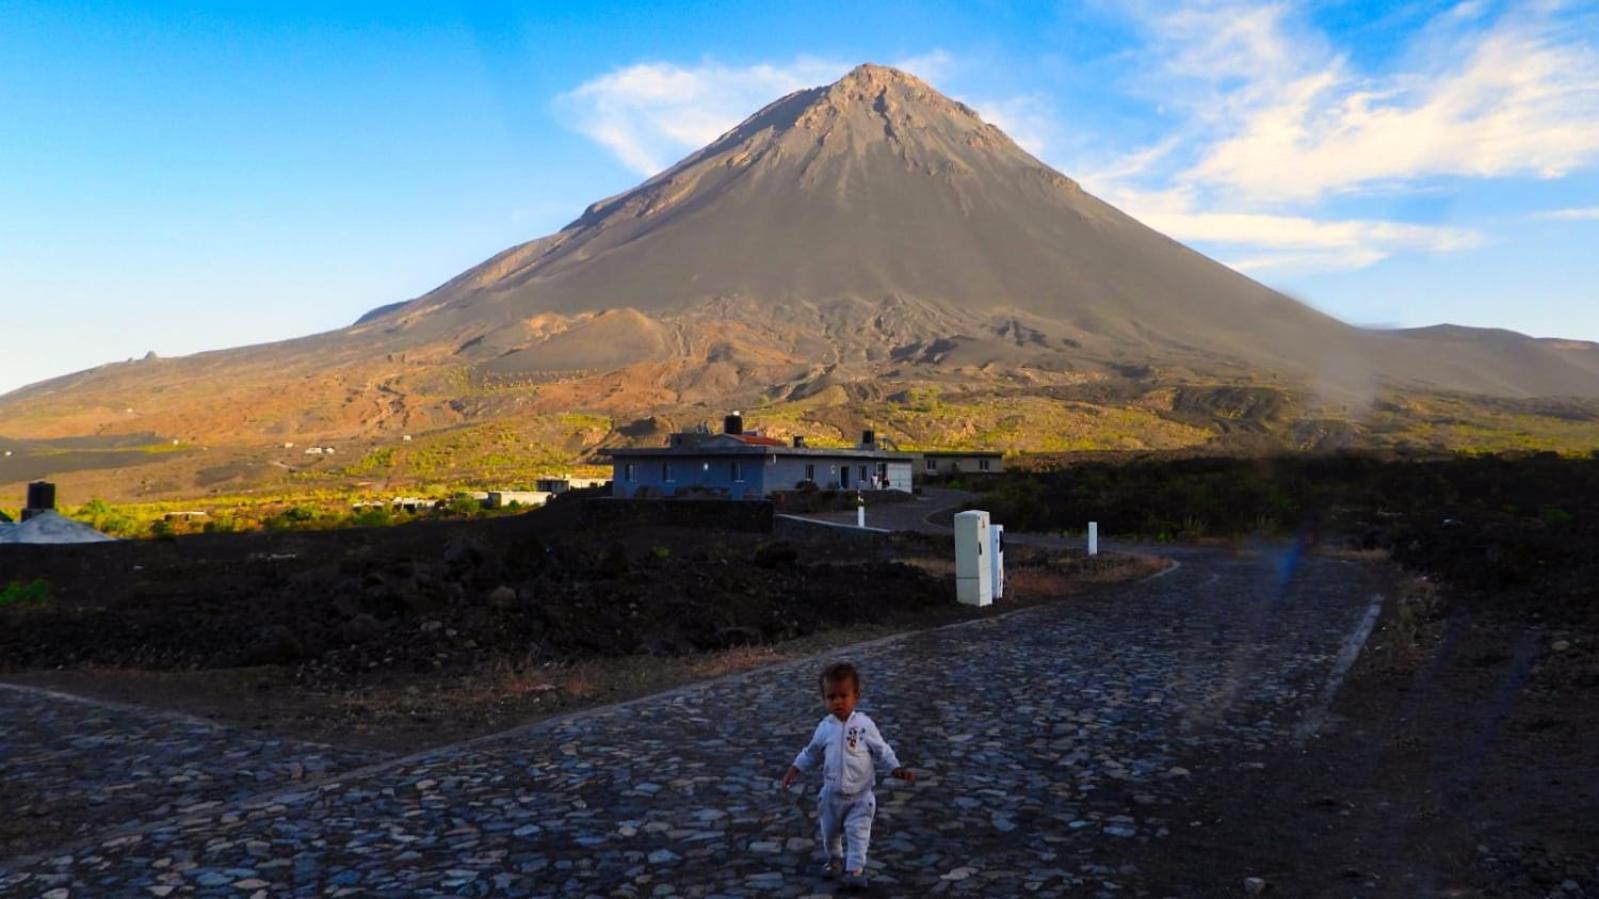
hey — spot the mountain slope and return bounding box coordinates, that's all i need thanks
[2,63,1598,458]
[361,64,1372,384]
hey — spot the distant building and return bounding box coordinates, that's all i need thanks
[915,450,1004,478]
[604,414,913,500]
[487,490,550,509]
[535,476,609,494]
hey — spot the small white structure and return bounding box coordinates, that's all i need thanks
[1088,521,1099,556]
[990,524,1005,600]
[487,490,550,509]
[954,510,993,607]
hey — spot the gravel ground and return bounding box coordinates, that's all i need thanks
[0,541,1381,897]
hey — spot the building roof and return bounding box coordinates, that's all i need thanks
[727,433,787,446]
[604,445,912,461]
[0,510,116,544]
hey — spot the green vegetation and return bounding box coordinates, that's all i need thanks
[1366,394,1599,455]
[0,579,51,608]
[75,498,144,538]
[60,487,542,539]
[330,414,612,483]
[751,388,1214,453]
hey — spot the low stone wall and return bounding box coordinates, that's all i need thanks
[769,488,913,514]
[772,515,894,542]
[579,498,776,533]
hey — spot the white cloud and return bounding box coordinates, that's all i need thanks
[556,51,1031,176]
[555,58,851,176]
[1531,206,1599,221]
[1054,0,1599,273]
[888,49,956,83]
[969,95,1057,155]
[1089,182,1482,274]
[1134,3,1599,201]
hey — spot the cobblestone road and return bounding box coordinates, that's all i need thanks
[2,545,1381,898]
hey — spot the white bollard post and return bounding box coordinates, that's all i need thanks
[857,503,865,528]
[1088,521,1099,556]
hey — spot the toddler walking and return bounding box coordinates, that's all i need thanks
[781,662,915,889]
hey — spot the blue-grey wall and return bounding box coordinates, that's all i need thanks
[612,455,767,499]
[611,454,912,498]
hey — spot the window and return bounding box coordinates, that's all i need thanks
[925,457,936,472]
[805,463,815,481]
[860,465,869,482]
[978,458,991,471]
[731,461,743,482]
[624,463,635,481]
[662,462,673,482]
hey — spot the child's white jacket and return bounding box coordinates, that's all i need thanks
[792,710,902,795]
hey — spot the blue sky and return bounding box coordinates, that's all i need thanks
[3,0,1598,396]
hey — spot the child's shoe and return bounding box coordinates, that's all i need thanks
[844,869,869,889]
[821,859,843,879]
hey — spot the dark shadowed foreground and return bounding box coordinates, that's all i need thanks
[11,546,1559,897]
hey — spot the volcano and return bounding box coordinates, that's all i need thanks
[4,64,1598,462]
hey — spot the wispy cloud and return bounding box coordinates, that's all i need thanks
[1088,182,1482,274]
[1066,0,1599,272]
[1130,1,1599,202]
[554,58,849,175]
[555,52,964,177]
[968,94,1057,156]
[1530,206,1599,221]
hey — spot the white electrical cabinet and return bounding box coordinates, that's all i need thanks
[954,510,993,607]
[990,523,1005,600]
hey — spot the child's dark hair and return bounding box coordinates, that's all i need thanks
[819,662,860,693]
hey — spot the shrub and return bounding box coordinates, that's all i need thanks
[349,506,394,528]
[73,498,142,538]
[0,579,51,608]
[446,495,484,516]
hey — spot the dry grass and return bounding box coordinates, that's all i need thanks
[1318,547,1394,563]
[688,645,786,678]
[1367,574,1447,675]
[1004,566,1081,598]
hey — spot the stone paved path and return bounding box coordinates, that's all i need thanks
[1,546,1380,898]
[0,684,387,877]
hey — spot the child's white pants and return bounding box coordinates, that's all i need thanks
[818,785,876,872]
